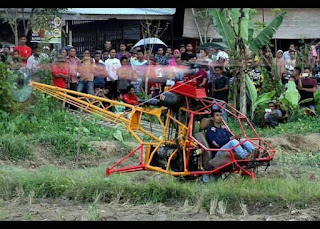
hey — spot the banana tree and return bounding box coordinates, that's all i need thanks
[209,8,286,116]
[245,73,276,119]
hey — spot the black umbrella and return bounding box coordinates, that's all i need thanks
[197,42,228,51]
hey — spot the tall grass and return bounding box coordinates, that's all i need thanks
[0,165,320,211]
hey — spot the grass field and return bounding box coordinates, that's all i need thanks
[1,92,320,220]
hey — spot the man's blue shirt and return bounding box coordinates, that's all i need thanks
[206,125,231,148]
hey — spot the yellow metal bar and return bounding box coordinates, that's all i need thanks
[146,142,163,166]
[145,165,189,176]
[138,127,162,142]
[31,82,131,125]
[31,82,137,109]
[165,149,178,172]
[127,128,144,144]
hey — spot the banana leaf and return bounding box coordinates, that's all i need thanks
[249,11,286,54]
[239,8,252,45]
[254,91,276,109]
[299,98,314,105]
[245,73,257,103]
[113,129,123,141]
[230,8,240,35]
[209,8,236,50]
[283,80,300,107]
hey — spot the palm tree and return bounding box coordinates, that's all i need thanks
[209,8,286,116]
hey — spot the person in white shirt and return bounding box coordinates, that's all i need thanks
[283,43,296,62]
[104,48,121,97]
[26,47,42,82]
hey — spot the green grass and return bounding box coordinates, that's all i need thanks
[226,115,320,138]
[0,165,320,210]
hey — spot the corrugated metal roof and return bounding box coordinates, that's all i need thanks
[66,8,176,15]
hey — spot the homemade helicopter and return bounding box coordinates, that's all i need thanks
[15,65,276,180]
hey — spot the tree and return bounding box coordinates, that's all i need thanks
[0,8,66,45]
[191,8,215,45]
[140,19,169,99]
[209,8,286,116]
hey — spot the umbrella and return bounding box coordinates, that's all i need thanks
[132,37,167,53]
[197,42,228,51]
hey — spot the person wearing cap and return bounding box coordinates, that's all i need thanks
[275,50,286,77]
[40,46,50,59]
[51,55,69,88]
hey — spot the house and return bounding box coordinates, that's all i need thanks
[0,8,179,57]
[61,8,177,56]
[182,8,320,53]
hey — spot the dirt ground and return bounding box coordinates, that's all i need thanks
[1,197,320,221]
[1,133,320,221]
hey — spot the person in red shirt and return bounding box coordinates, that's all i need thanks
[14,36,32,65]
[123,85,139,106]
[51,56,69,88]
[193,61,209,95]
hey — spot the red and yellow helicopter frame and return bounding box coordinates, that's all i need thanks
[30,77,276,180]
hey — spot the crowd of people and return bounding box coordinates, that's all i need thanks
[0,36,232,111]
[0,36,319,125]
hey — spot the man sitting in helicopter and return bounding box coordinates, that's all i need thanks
[206,109,259,161]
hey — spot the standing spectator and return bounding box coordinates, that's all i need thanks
[104,40,112,51]
[40,46,51,59]
[193,61,209,94]
[165,47,173,61]
[26,47,42,81]
[66,47,81,91]
[285,50,297,71]
[264,102,282,127]
[51,55,69,88]
[212,65,229,121]
[133,50,147,70]
[101,49,110,62]
[299,67,318,112]
[77,49,95,95]
[59,48,68,61]
[131,50,147,93]
[115,43,131,60]
[179,44,186,56]
[216,48,229,69]
[289,67,303,89]
[105,48,121,97]
[117,56,133,94]
[14,36,32,65]
[154,47,167,65]
[207,46,216,62]
[169,49,181,66]
[275,50,286,77]
[123,85,139,106]
[181,43,194,61]
[283,43,296,62]
[8,50,23,70]
[1,45,11,63]
[93,51,110,90]
[130,49,138,67]
[197,48,212,64]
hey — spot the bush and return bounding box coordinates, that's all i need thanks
[0,134,33,160]
[0,62,16,112]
